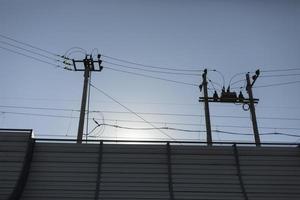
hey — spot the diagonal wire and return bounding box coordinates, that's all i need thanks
[0,33,61,58]
[0,40,64,63]
[104,66,198,87]
[90,83,177,141]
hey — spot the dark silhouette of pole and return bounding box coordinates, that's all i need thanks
[77,59,90,144]
[246,73,261,146]
[201,69,212,146]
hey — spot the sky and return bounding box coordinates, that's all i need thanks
[0,0,299,143]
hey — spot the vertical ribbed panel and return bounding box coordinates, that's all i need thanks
[238,147,300,200]
[0,130,31,200]
[171,145,243,200]
[99,144,170,200]
[21,143,99,200]
[1,131,300,200]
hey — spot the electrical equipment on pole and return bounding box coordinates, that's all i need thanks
[199,69,260,146]
[71,54,103,144]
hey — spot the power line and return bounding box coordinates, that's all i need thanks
[90,83,177,141]
[104,66,198,87]
[92,123,205,133]
[103,60,201,76]
[102,54,205,72]
[260,73,300,78]
[260,68,300,73]
[2,105,300,121]
[3,96,300,110]
[254,80,300,88]
[0,40,64,63]
[2,109,300,131]
[0,33,61,58]
[0,46,72,71]
[89,123,300,138]
[215,130,300,138]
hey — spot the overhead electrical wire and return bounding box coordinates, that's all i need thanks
[0,46,72,71]
[103,60,201,76]
[92,122,205,133]
[89,83,177,141]
[254,80,300,88]
[260,68,300,73]
[104,66,198,87]
[0,33,61,58]
[2,110,300,132]
[0,40,63,63]
[214,130,300,138]
[211,69,225,87]
[2,105,300,121]
[85,123,300,138]
[260,73,300,78]
[102,54,205,72]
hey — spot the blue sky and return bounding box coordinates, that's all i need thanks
[0,0,299,143]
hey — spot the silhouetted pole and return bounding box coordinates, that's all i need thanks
[201,69,212,146]
[246,73,261,146]
[77,59,90,144]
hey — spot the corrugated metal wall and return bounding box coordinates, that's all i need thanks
[0,130,31,199]
[1,130,300,200]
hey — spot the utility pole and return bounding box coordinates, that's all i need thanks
[72,55,103,144]
[199,69,260,146]
[246,72,261,146]
[200,69,212,146]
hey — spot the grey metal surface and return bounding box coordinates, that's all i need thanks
[0,130,32,200]
[1,130,300,200]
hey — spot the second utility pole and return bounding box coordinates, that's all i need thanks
[246,72,261,146]
[201,69,212,146]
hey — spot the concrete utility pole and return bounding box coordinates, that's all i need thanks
[200,69,212,146]
[72,55,103,144]
[246,72,261,146]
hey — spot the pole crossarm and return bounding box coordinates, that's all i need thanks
[72,54,103,72]
[199,97,259,104]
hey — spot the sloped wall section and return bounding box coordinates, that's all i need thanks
[0,129,300,200]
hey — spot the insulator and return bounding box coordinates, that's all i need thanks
[238,91,244,102]
[213,91,219,101]
[255,69,260,76]
[227,86,230,92]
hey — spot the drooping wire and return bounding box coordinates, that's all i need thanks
[102,54,205,72]
[211,69,225,87]
[229,72,247,87]
[0,46,72,71]
[92,122,206,133]
[63,47,87,57]
[215,130,300,138]
[104,66,198,87]
[89,83,177,141]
